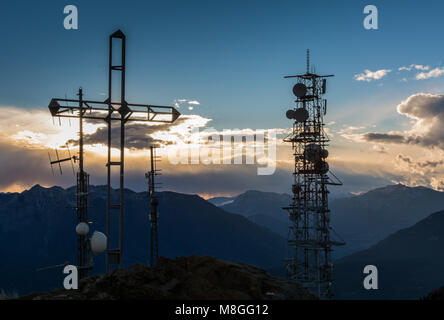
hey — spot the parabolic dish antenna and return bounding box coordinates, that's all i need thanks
[320,149,329,159]
[91,231,107,254]
[294,108,309,122]
[304,144,322,162]
[304,144,329,163]
[75,222,89,236]
[315,161,329,174]
[292,83,307,98]
[286,109,296,119]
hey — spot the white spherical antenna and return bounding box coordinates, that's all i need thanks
[294,108,309,122]
[286,110,295,119]
[91,231,107,254]
[293,83,307,98]
[76,222,89,236]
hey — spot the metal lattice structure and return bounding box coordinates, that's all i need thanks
[283,50,344,299]
[48,88,92,280]
[48,30,180,273]
[145,146,161,267]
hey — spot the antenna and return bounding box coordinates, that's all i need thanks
[48,147,74,176]
[145,146,162,267]
[48,88,94,280]
[66,144,76,175]
[282,51,344,299]
[36,261,70,272]
[47,30,180,273]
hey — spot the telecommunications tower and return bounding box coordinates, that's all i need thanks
[48,88,93,280]
[145,146,161,267]
[283,50,344,299]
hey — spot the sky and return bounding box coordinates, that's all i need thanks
[2,0,444,197]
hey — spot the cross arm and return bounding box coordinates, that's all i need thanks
[48,98,180,123]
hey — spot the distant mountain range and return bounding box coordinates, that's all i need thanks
[3,183,444,299]
[334,209,444,299]
[331,184,444,257]
[0,185,286,295]
[215,186,444,299]
[212,185,444,258]
[209,190,291,237]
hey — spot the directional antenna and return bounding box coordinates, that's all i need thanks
[48,146,76,176]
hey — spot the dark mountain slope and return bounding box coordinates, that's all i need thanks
[215,190,290,237]
[334,210,444,299]
[330,184,444,256]
[220,190,290,220]
[0,185,286,295]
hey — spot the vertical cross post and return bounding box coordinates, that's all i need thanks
[106,30,127,271]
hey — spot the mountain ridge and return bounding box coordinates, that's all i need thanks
[334,209,444,299]
[0,184,287,295]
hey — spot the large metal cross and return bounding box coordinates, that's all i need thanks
[48,30,180,273]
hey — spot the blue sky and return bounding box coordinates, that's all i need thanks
[2,0,444,195]
[2,0,444,128]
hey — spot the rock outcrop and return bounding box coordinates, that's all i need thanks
[21,255,316,300]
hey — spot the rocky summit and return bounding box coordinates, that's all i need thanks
[21,255,316,300]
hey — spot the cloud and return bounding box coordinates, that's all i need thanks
[396,153,444,169]
[398,64,430,72]
[415,67,444,80]
[68,115,211,150]
[0,105,288,195]
[174,98,201,109]
[354,69,391,82]
[360,93,444,150]
[371,145,389,154]
[362,132,406,144]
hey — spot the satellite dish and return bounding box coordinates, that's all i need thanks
[294,108,309,122]
[320,149,329,159]
[304,144,322,162]
[304,144,329,163]
[75,222,89,236]
[315,161,329,174]
[91,231,107,254]
[292,83,307,98]
[286,110,296,119]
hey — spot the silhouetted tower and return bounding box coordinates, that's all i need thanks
[145,146,160,267]
[48,30,180,273]
[48,88,91,280]
[283,50,344,299]
[75,88,92,279]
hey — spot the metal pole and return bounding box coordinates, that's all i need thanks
[106,34,112,273]
[119,34,126,270]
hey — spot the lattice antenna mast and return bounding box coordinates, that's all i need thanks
[145,146,161,267]
[283,51,344,299]
[47,30,180,273]
[306,49,310,74]
[47,87,92,280]
[76,87,92,280]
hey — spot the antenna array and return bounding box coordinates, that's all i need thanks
[283,52,344,299]
[145,146,162,267]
